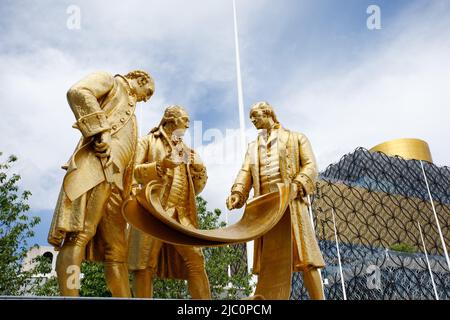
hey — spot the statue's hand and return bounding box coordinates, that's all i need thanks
[94,131,112,167]
[294,181,305,199]
[226,193,241,210]
[161,154,182,170]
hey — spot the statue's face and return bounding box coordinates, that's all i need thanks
[250,109,272,130]
[171,115,190,137]
[134,78,153,102]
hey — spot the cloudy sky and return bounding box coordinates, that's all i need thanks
[1,0,449,245]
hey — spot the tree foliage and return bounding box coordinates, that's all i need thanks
[29,254,60,297]
[389,242,418,254]
[79,261,112,297]
[31,260,114,297]
[0,153,40,295]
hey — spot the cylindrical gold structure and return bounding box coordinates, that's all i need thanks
[370,138,433,163]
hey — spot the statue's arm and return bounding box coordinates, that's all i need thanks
[230,145,253,208]
[293,133,318,196]
[134,136,149,166]
[66,71,114,138]
[134,137,160,185]
[190,151,208,195]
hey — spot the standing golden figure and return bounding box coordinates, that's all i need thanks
[128,105,211,299]
[48,70,154,297]
[226,101,325,300]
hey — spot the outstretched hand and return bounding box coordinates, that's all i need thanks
[226,193,241,210]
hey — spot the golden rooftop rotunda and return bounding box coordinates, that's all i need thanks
[370,138,433,163]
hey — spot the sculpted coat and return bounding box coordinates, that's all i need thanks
[127,127,207,279]
[231,126,325,273]
[48,71,138,261]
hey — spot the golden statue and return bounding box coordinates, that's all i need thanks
[48,70,154,297]
[127,105,211,299]
[226,101,326,300]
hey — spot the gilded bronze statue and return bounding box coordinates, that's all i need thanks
[48,70,154,297]
[127,105,211,299]
[226,101,326,300]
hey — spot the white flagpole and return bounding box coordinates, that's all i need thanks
[232,0,246,155]
[307,195,326,299]
[331,208,347,300]
[232,0,254,281]
[417,222,440,300]
[420,160,450,271]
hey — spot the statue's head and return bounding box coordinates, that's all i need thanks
[124,70,154,102]
[249,101,279,130]
[160,105,190,137]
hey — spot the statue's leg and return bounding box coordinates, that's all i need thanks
[303,268,325,300]
[55,236,86,296]
[131,240,162,298]
[99,187,132,297]
[103,261,130,297]
[132,268,153,298]
[175,245,211,299]
[56,182,110,296]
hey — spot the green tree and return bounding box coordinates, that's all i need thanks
[152,196,254,299]
[79,261,112,297]
[0,153,40,295]
[28,254,59,296]
[152,276,189,299]
[32,276,59,296]
[389,242,417,254]
[31,259,113,297]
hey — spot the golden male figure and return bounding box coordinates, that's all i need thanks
[48,70,154,296]
[226,101,325,300]
[128,105,211,299]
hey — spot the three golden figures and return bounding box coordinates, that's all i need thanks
[48,70,325,300]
